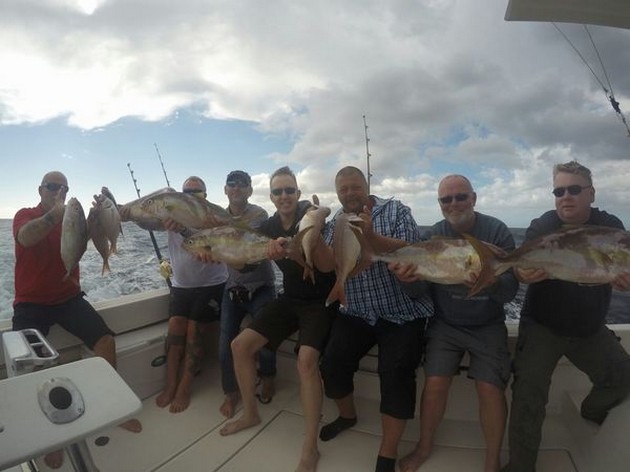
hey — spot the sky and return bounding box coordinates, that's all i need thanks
[1,0,629,228]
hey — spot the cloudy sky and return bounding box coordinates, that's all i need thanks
[1,0,629,227]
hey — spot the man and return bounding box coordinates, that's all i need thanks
[319,166,433,472]
[12,171,141,469]
[155,176,228,413]
[219,170,277,418]
[502,161,630,472]
[220,166,336,472]
[392,175,518,472]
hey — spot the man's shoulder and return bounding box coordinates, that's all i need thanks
[590,208,624,229]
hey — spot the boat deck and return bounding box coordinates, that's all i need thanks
[32,353,580,472]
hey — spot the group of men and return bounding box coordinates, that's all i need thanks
[12,161,630,472]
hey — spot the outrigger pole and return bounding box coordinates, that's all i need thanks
[154,143,171,187]
[363,115,373,194]
[126,162,171,287]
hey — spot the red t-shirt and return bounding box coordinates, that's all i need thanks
[13,205,81,305]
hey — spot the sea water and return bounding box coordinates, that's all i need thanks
[1,219,629,324]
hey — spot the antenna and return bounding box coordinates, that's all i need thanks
[154,143,171,187]
[363,115,373,193]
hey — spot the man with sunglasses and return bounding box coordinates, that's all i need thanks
[502,161,630,472]
[220,166,336,472]
[391,174,518,472]
[12,171,141,469]
[318,166,434,472]
[218,170,277,419]
[155,176,228,413]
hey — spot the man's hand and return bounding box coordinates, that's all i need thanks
[388,262,422,283]
[516,267,548,284]
[267,237,289,260]
[611,272,630,291]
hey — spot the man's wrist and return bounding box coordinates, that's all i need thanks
[44,212,56,227]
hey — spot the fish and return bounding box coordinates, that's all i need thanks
[291,204,332,283]
[60,197,88,280]
[372,235,497,297]
[181,225,272,268]
[326,213,370,307]
[101,186,123,236]
[119,187,175,231]
[87,194,122,274]
[139,192,234,229]
[474,225,630,292]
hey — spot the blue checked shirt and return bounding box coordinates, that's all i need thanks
[324,196,433,326]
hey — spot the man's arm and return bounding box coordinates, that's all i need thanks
[16,204,65,248]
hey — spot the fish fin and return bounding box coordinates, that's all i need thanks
[101,259,111,276]
[326,280,346,307]
[463,234,498,298]
[303,266,316,285]
[287,227,312,270]
[347,225,372,278]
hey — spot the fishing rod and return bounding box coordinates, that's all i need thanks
[363,115,373,194]
[154,143,171,187]
[126,162,171,287]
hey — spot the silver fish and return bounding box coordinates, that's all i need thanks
[326,213,368,307]
[486,225,630,287]
[181,226,272,267]
[292,204,331,283]
[373,236,498,298]
[87,194,122,274]
[139,192,233,229]
[101,186,123,236]
[61,197,88,280]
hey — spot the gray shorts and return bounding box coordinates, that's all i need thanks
[424,318,511,389]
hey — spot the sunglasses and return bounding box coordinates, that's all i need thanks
[552,185,591,198]
[226,181,249,188]
[271,187,297,196]
[42,182,69,192]
[183,188,204,195]
[438,193,469,205]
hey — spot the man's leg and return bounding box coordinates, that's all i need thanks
[220,328,269,435]
[156,316,187,408]
[170,319,204,413]
[378,414,407,472]
[476,380,506,472]
[219,293,245,418]
[92,333,116,367]
[295,345,323,472]
[399,376,452,472]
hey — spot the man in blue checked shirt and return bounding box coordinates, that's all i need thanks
[318,166,434,472]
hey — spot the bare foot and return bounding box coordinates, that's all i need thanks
[44,449,64,469]
[155,388,176,408]
[119,418,143,433]
[169,384,192,413]
[219,414,261,436]
[399,443,432,472]
[295,449,320,472]
[220,393,241,418]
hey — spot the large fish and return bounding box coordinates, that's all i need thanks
[477,225,630,291]
[291,203,331,283]
[326,213,370,307]
[119,187,175,231]
[101,186,123,236]
[372,236,497,297]
[139,192,236,229]
[181,226,272,267]
[61,197,88,280]
[87,194,122,274]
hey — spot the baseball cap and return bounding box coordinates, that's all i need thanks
[226,170,251,186]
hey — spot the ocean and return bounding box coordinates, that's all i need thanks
[1,220,629,324]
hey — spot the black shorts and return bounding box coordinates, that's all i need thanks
[13,294,114,350]
[169,284,225,322]
[248,296,336,352]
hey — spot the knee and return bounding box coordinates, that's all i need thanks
[296,351,319,377]
[230,334,255,359]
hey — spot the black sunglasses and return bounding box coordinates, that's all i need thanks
[42,182,69,192]
[226,181,249,188]
[271,187,297,196]
[183,188,204,195]
[552,185,591,198]
[438,193,469,205]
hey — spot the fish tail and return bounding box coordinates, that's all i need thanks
[325,280,346,307]
[463,233,498,298]
[101,259,111,276]
[303,266,315,284]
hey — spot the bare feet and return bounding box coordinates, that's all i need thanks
[155,387,176,408]
[169,384,192,413]
[44,449,64,469]
[256,376,275,404]
[119,418,143,433]
[219,414,261,436]
[399,443,432,472]
[295,449,320,472]
[220,392,241,418]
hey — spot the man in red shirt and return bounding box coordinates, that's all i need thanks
[12,171,141,469]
